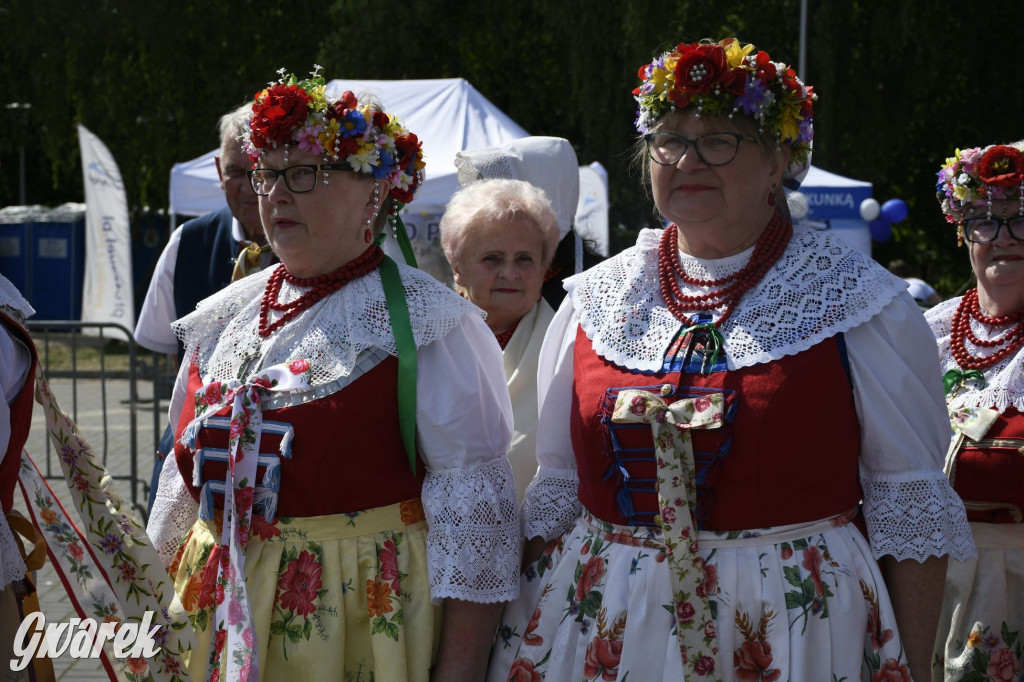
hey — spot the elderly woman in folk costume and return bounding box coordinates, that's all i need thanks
[487,38,975,682]
[440,137,578,501]
[928,141,1024,681]
[147,67,520,682]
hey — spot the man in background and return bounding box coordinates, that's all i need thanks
[136,103,273,514]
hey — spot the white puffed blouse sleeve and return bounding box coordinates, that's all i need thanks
[845,292,976,562]
[522,298,582,542]
[417,312,522,604]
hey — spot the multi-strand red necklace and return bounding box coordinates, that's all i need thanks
[494,322,519,350]
[259,245,384,338]
[950,287,1024,369]
[657,212,792,328]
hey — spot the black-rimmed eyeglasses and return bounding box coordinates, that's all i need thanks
[961,216,1024,243]
[644,131,755,167]
[248,164,353,195]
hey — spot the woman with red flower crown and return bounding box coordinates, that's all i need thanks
[487,37,974,682]
[928,140,1024,681]
[146,67,520,682]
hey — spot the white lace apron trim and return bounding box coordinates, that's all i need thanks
[567,225,907,371]
[927,296,1024,413]
[172,261,482,385]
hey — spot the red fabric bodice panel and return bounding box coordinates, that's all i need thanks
[173,357,424,517]
[1,313,37,513]
[953,407,1024,523]
[570,325,862,531]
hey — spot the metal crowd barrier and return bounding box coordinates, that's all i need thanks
[26,321,174,522]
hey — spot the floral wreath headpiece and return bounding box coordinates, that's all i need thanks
[633,38,816,166]
[246,66,425,205]
[936,142,1024,229]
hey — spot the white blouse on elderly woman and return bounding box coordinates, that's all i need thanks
[491,225,975,682]
[147,261,520,681]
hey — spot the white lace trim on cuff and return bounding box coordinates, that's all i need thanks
[0,516,27,591]
[423,457,521,604]
[522,466,580,542]
[861,468,977,562]
[147,452,198,568]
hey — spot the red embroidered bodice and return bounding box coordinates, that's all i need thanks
[174,356,424,517]
[952,407,1024,524]
[571,325,862,531]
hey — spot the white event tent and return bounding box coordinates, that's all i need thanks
[797,165,874,255]
[167,78,610,281]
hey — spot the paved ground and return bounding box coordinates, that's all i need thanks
[12,374,164,680]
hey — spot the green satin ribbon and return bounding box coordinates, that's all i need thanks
[379,254,418,474]
[681,322,725,374]
[943,368,987,395]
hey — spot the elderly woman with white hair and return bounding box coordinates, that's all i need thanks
[439,178,561,501]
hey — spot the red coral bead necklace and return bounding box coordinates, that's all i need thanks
[949,287,1024,369]
[259,245,384,338]
[657,211,792,328]
[494,322,518,350]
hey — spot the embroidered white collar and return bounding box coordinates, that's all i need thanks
[566,225,906,372]
[173,262,481,386]
[927,297,1024,413]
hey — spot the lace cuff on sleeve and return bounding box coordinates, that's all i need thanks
[522,466,580,542]
[861,468,976,562]
[422,457,521,604]
[147,451,198,568]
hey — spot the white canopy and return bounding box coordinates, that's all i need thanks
[797,165,874,255]
[165,77,610,273]
[168,78,531,218]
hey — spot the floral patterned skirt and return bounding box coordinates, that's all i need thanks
[488,508,910,682]
[169,499,441,682]
[933,522,1024,681]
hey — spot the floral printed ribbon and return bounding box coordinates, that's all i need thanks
[179,359,312,682]
[30,373,194,681]
[612,388,724,681]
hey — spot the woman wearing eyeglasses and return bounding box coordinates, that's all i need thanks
[487,38,973,682]
[146,69,520,682]
[928,141,1024,681]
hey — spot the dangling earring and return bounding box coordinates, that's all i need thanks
[767,184,777,206]
[364,217,373,243]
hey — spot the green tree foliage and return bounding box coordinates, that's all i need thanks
[1,0,1022,294]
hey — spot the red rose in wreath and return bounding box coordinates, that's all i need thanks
[674,43,729,96]
[978,145,1024,188]
[251,84,312,147]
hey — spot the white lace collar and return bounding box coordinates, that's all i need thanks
[927,296,1024,412]
[566,225,906,372]
[0,273,34,322]
[173,262,481,385]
